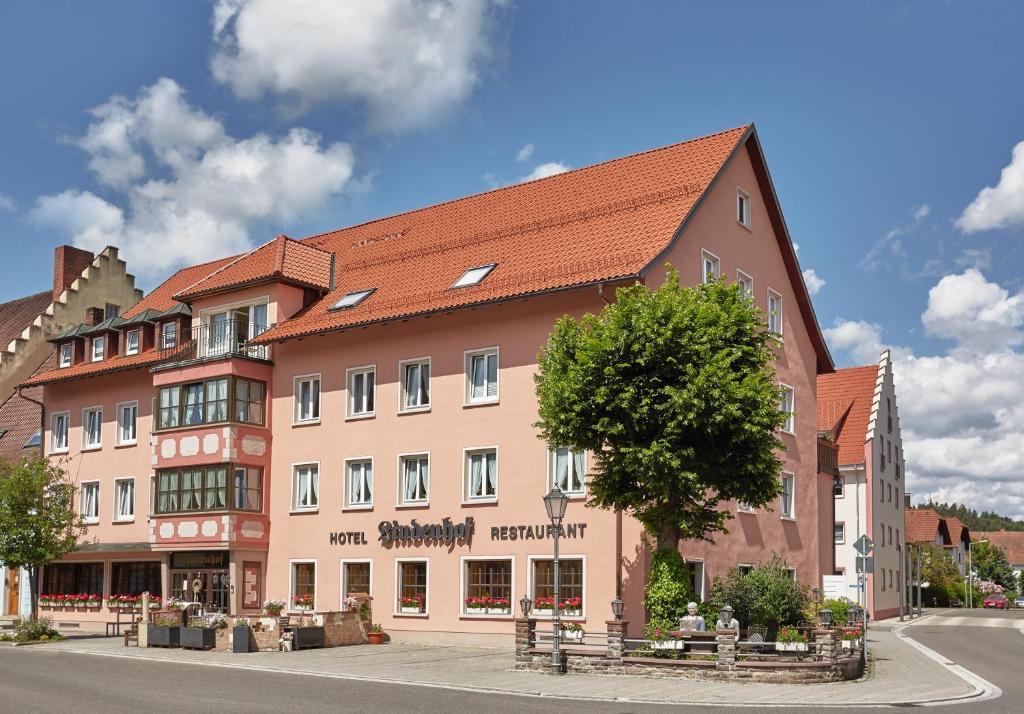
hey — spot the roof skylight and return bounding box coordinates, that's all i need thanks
[331,288,375,310]
[452,264,496,289]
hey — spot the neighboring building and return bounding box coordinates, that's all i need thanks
[818,350,906,620]
[23,125,838,642]
[943,516,971,575]
[973,531,1024,578]
[0,246,142,621]
[904,508,951,548]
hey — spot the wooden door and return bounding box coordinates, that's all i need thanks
[6,568,20,615]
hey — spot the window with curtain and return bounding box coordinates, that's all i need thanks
[183,383,204,425]
[182,469,203,510]
[81,482,100,521]
[466,349,498,403]
[295,375,321,423]
[292,562,316,602]
[293,464,319,510]
[780,473,795,518]
[532,558,583,609]
[550,448,585,495]
[401,360,430,410]
[43,563,103,595]
[348,367,375,416]
[117,402,137,444]
[158,386,180,429]
[110,562,161,597]
[400,455,429,504]
[465,449,497,501]
[51,412,69,452]
[346,460,373,507]
[234,378,265,425]
[83,407,102,448]
[205,378,228,423]
[204,466,227,510]
[232,467,262,511]
[158,471,179,512]
[161,321,177,349]
[115,478,134,520]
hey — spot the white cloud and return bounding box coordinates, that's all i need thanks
[860,202,931,273]
[921,269,1024,351]
[210,0,501,131]
[913,203,931,222]
[801,268,825,296]
[33,78,355,277]
[0,193,15,212]
[515,143,534,163]
[824,319,884,365]
[518,161,570,183]
[957,140,1024,233]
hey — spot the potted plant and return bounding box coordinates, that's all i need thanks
[287,615,325,650]
[342,596,360,613]
[488,597,511,615]
[263,598,286,616]
[399,595,424,614]
[560,596,582,617]
[465,596,489,613]
[367,624,385,645]
[180,615,219,650]
[148,615,181,648]
[280,630,294,652]
[644,623,675,650]
[358,602,371,622]
[841,626,863,650]
[232,617,254,653]
[292,593,314,612]
[560,622,585,642]
[776,626,809,653]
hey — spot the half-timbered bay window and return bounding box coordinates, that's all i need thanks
[463,559,512,615]
[531,558,584,615]
[156,376,266,430]
[155,465,262,514]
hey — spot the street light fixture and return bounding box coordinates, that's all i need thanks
[520,595,532,618]
[819,608,833,628]
[611,596,624,621]
[543,486,569,675]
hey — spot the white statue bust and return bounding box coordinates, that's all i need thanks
[679,601,706,631]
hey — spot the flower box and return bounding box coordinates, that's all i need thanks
[180,626,217,650]
[651,640,678,650]
[842,639,861,650]
[400,606,424,614]
[487,607,511,616]
[776,641,808,653]
[147,624,180,648]
[560,629,584,642]
[288,625,325,650]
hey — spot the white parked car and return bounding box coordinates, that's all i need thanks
[1014,596,1024,608]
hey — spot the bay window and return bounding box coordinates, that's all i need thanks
[155,376,265,430]
[155,464,261,514]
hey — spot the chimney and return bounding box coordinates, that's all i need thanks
[53,245,95,301]
[84,307,105,326]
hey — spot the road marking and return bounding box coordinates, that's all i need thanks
[912,615,1024,629]
[894,620,1002,707]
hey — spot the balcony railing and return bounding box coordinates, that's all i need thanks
[156,319,271,365]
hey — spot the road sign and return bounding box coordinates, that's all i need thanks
[853,535,874,556]
[856,555,874,574]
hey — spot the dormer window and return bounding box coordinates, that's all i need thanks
[162,322,177,349]
[59,343,73,368]
[453,264,496,288]
[125,329,140,356]
[331,288,375,310]
[91,336,105,362]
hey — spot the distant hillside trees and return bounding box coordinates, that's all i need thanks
[921,500,1024,533]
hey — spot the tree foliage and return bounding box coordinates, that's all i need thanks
[922,500,1024,532]
[918,543,964,607]
[708,556,809,629]
[971,541,1016,590]
[0,457,86,618]
[534,268,786,551]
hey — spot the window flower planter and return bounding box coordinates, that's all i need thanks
[776,641,809,653]
[487,607,511,616]
[400,606,424,614]
[287,626,325,650]
[560,629,584,642]
[180,626,217,650]
[147,624,180,648]
[399,596,425,614]
[842,639,861,650]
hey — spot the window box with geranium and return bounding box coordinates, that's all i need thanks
[560,596,582,617]
[263,598,286,616]
[464,596,488,613]
[399,595,424,614]
[533,596,554,613]
[487,597,511,615]
[644,623,683,650]
[292,593,314,611]
[776,626,809,653]
[560,622,584,642]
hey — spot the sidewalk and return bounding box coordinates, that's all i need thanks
[31,615,988,707]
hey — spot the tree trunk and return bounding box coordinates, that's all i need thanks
[656,522,681,553]
[28,565,38,621]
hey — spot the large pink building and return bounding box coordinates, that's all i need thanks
[24,125,837,643]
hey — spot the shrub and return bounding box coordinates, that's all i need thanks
[822,598,850,624]
[709,555,809,629]
[12,617,62,643]
[644,549,694,632]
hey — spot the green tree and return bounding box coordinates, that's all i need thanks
[919,543,962,607]
[971,541,1016,590]
[708,556,809,630]
[0,457,86,619]
[534,268,787,553]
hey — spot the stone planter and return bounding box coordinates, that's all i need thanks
[232,626,254,653]
[180,626,217,650]
[147,625,180,648]
[776,641,809,653]
[289,626,325,650]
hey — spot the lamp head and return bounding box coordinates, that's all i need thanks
[543,486,569,522]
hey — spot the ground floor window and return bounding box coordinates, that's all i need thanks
[397,560,427,614]
[463,559,512,615]
[110,562,161,597]
[42,563,103,596]
[342,561,371,601]
[291,562,316,610]
[684,560,705,601]
[531,558,583,615]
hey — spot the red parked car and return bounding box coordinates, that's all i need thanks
[983,593,1009,609]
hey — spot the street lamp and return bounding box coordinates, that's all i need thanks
[967,539,987,609]
[611,596,624,621]
[819,608,833,628]
[520,595,532,618]
[543,486,569,675]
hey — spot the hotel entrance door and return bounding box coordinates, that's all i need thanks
[169,551,231,613]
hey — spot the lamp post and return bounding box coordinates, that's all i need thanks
[967,539,987,609]
[543,485,569,674]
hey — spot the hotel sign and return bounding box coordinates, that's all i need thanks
[378,517,474,546]
[170,551,229,569]
[490,523,588,541]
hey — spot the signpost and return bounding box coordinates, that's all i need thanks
[852,536,873,669]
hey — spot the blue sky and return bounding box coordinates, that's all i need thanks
[2,1,1023,516]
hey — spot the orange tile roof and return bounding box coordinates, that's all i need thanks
[905,508,950,545]
[122,256,238,319]
[973,531,1024,566]
[173,235,333,300]
[20,347,166,387]
[944,516,970,545]
[817,365,878,465]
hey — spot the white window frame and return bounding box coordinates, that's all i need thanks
[701,249,721,284]
[459,555,515,618]
[549,447,586,498]
[161,321,177,349]
[116,400,138,446]
[685,558,706,601]
[59,343,73,368]
[397,452,430,507]
[293,374,321,425]
[834,474,846,499]
[346,365,376,420]
[834,522,845,544]
[291,462,320,512]
[780,472,796,520]
[50,411,70,454]
[340,559,373,605]
[80,480,100,524]
[399,357,431,413]
[394,557,429,617]
[526,554,586,621]
[463,446,498,504]
[737,269,754,299]
[779,384,795,434]
[737,187,752,229]
[464,347,499,405]
[114,477,135,522]
[91,336,105,362]
[125,329,140,356]
[82,406,102,450]
[289,559,318,612]
[767,289,783,335]
[344,457,374,510]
